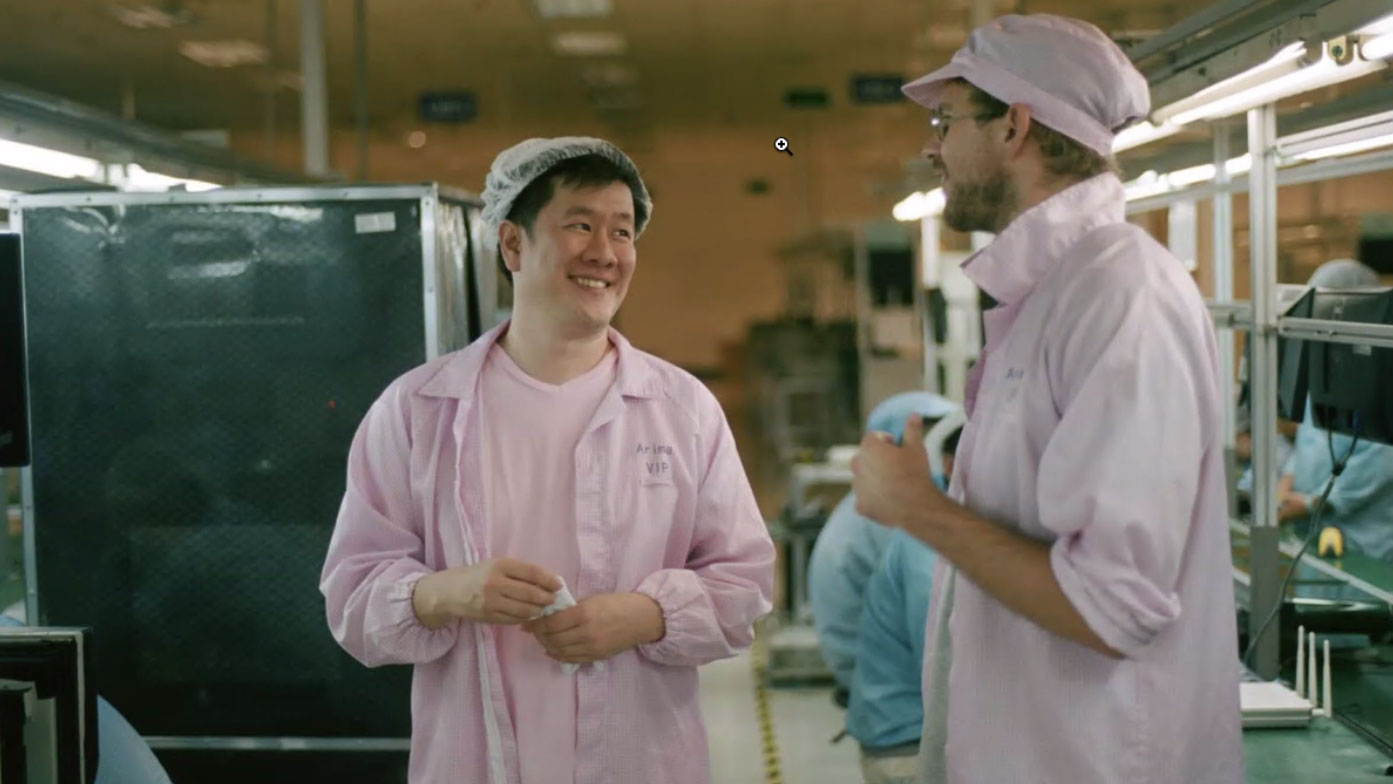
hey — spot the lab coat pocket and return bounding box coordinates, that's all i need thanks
[633,450,680,539]
[633,479,681,544]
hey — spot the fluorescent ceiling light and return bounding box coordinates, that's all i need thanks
[1113,121,1182,153]
[581,63,637,88]
[552,31,627,57]
[1125,105,1393,203]
[1122,155,1250,201]
[588,90,643,111]
[1153,43,1308,125]
[1186,58,1383,125]
[1166,163,1216,187]
[534,0,611,18]
[1359,11,1393,36]
[1280,109,1393,162]
[1156,42,1386,126]
[1291,133,1393,161]
[1123,171,1170,201]
[0,139,102,180]
[110,4,196,29]
[179,40,268,68]
[1353,12,1393,60]
[125,164,219,192]
[1225,154,1252,176]
[1362,32,1393,61]
[893,188,945,222]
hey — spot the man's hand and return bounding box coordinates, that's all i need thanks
[523,593,665,665]
[1277,493,1310,522]
[1277,474,1308,522]
[413,558,562,629]
[851,414,945,528]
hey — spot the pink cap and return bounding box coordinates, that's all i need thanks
[902,14,1149,158]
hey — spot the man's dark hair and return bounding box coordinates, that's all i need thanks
[497,154,647,284]
[952,79,1120,182]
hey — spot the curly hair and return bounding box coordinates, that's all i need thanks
[954,78,1120,182]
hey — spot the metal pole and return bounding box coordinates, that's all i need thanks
[1214,123,1235,443]
[265,0,277,162]
[921,214,941,394]
[1247,103,1281,679]
[298,0,330,176]
[1213,123,1240,520]
[354,0,368,181]
[21,466,38,623]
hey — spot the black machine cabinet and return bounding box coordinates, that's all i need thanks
[11,185,494,754]
[1,234,31,468]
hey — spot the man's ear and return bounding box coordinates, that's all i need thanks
[499,221,525,275]
[1002,103,1033,155]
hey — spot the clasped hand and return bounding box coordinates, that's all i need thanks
[413,558,663,664]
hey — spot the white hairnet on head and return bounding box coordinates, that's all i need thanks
[1308,258,1380,288]
[480,136,652,252]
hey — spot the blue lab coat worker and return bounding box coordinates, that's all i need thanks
[807,392,957,689]
[846,517,938,753]
[1281,259,1393,562]
[1285,400,1393,562]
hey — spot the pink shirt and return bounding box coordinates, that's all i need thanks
[481,344,617,784]
[918,175,1244,783]
[320,324,775,784]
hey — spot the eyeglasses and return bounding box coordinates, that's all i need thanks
[929,109,1004,141]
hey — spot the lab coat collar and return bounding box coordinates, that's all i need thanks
[960,173,1126,307]
[417,319,662,402]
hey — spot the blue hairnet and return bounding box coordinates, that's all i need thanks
[866,392,959,444]
[1308,259,1379,288]
[480,136,653,253]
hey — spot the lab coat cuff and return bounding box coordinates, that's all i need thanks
[1050,544,1157,658]
[369,570,462,655]
[633,570,702,664]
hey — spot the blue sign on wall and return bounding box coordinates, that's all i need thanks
[851,75,906,105]
[419,92,477,123]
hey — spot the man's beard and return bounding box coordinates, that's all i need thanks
[943,171,1016,234]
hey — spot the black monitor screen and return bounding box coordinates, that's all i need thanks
[1235,285,1315,426]
[1237,325,1311,427]
[1307,288,1393,445]
[0,627,97,783]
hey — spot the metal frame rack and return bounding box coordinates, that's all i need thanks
[1122,0,1393,678]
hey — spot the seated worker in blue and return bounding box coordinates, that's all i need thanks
[1278,259,1393,565]
[0,614,174,784]
[847,425,960,784]
[807,392,958,694]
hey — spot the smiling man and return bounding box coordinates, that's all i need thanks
[320,137,775,784]
[850,15,1243,784]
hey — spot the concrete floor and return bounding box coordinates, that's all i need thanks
[700,650,861,784]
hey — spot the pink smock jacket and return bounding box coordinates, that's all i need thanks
[917,175,1244,784]
[320,323,776,784]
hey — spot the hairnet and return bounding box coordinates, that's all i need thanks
[901,14,1149,158]
[480,136,653,252]
[866,392,960,444]
[1307,258,1380,288]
